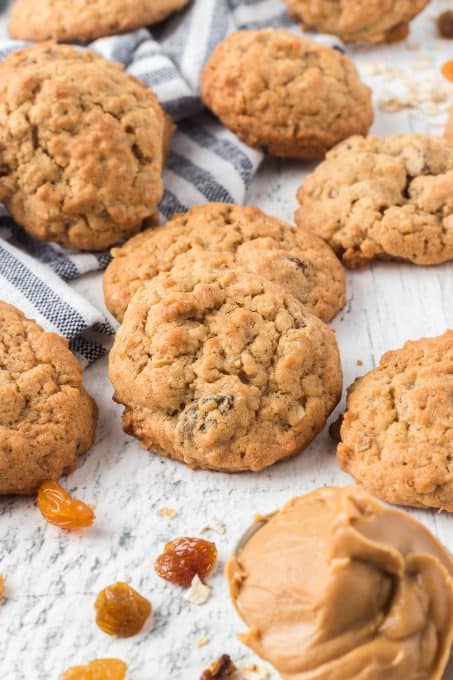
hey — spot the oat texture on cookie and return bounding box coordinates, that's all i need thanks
[109,267,342,472]
[0,302,97,495]
[201,29,373,159]
[9,0,190,42]
[282,0,431,44]
[0,44,171,250]
[103,203,346,323]
[338,331,453,511]
[295,134,453,268]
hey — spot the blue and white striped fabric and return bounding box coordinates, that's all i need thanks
[0,0,334,364]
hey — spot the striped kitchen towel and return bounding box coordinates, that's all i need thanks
[0,0,335,364]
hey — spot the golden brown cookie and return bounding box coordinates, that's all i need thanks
[338,331,453,511]
[0,301,98,495]
[9,0,190,42]
[0,44,172,251]
[446,104,453,143]
[200,29,373,159]
[109,267,342,472]
[103,203,346,323]
[295,134,453,268]
[227,485,453,680]
[283,0,431,44]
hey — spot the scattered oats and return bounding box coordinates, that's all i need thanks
[196,635,210,648]
[156,506,178,518]
[414,57,433,71]
[356,359,363,366]
[422,102,443,116]
[378,97,415,112]
[184,574,211,605]
[360,62,383,76]
[200,518,226,535]
[240,663,269,679]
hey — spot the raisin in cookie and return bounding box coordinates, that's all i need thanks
[103,203,346,322]
[200,29,372,160]
[338,332,453,511]
[0,302,98,495]
[296,134,453,268]
[9,0,189,42]
[109,267,342,472]
[283,0,430,44]
[0,44,172,251]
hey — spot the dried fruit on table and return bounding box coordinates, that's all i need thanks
[95,582,151,637]
[37,481,95,530]
[155,536,217,587]
[59,658,127,679]
[438,11,453,39]
[200,654,238,679]
[442,60,453,82]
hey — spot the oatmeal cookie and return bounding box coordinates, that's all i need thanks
[109,267,342,472]
[9,0,190,42]
[338,331,453,511]
[0,44,172,251]
[295,134,453,268]
[0,302,98,495]
[200,29,372,159]
[283,0,431,44]
[446,105,453,144]
[103,203,346,322]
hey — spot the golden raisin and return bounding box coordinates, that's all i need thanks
[155,537,217,587]
[59,658,127,680]
[200,655,238,680]
[95,582,152,637]
[37,481,95,530]
[438,11,453,39]
[442,60,453,82]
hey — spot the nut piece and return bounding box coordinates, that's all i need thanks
[95,582,152,637]
[184,574,211,605]
[200,654,238,680]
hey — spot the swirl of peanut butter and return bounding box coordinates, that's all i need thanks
[226,486,453,680]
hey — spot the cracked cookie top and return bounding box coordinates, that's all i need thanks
[103,203,346,323]
[0,44,170,250]
[296,134,453,268]
[0,301,98,495]
[9,0,190,42]
[200,29,373,159]
[283,0,430,44]
[109,267,342,472]
[338,331,453,511]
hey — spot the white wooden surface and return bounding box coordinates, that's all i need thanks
[1,1,453,678]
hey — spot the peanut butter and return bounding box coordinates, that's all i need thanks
[226,486,453,680]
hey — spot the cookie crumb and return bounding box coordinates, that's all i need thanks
[156,506,178,518]
[200,654,238,679]
[356,359,364,366]
[200,519,226,535]
[197,636,210,648]
[240,663,269,679]
[184,575,211,605]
